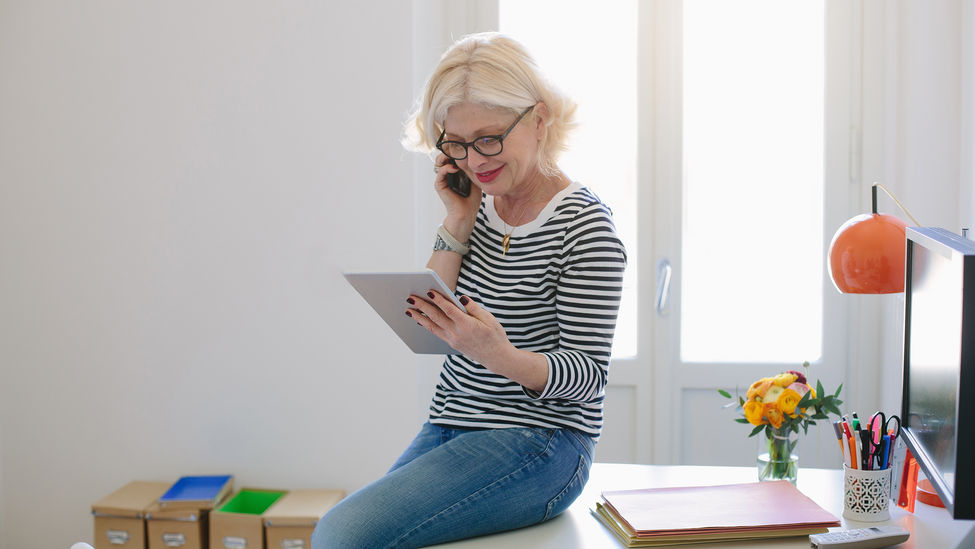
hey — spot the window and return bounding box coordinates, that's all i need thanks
[681,0,825,363]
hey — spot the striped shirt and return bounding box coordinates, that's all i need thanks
[429,181,627,440]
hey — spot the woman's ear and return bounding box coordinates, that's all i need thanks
[532,102,550,139]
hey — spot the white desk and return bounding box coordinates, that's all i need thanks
[433,463,975,548]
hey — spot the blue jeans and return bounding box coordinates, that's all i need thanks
[311,422,595,548]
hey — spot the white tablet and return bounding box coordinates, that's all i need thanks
[342,268,468,355]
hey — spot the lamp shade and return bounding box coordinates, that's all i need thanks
[827,213,909,294]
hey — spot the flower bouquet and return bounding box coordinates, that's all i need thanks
[718,362,843,482]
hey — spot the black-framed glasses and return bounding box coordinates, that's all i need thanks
[436,106,533,160]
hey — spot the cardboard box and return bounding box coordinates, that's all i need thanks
[146,503,211,549]
[263,489,345,549]
[92,481,172,549]
[209,489,287,549]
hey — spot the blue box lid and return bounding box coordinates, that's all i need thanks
[159,475,233,508]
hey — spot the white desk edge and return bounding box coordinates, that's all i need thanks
[432,463,975,548]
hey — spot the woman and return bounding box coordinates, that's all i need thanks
[312,32,626,548]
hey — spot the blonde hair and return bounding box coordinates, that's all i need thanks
[402,32,577,177]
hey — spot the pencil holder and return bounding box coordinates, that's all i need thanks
[842,465,892,521]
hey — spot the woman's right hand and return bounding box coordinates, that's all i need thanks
[435,154,481,241]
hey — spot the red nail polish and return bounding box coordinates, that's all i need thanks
[407,298,415,305]
[406,311,413,318]
[427,292,435,299]
[460,296,469,306]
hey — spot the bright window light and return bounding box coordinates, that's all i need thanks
[681,0,825,363]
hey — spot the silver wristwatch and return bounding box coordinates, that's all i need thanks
[433,234,464,254]
[433,225,471,255]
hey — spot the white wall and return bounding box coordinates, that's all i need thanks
[0,2,419,548]
[868,0,975,416]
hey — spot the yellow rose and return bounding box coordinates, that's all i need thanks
[778,388,802,418]
[772,372,798,387]
[763,402,785,429]
[743,400,766,426]
[746,378,773,401]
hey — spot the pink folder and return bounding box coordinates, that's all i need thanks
[601,480,840,538]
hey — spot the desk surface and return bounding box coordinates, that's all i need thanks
[433,463,975,548]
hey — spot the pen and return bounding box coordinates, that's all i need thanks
[832,421,844,452]
[842,421,857,469]
[881,435,891,470]
[843,433,852,468]
[832,421,849,467]
[860,429,872,470]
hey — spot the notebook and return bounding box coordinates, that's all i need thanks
[592,480,840,547]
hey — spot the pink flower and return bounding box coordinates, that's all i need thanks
[786,382,810,396]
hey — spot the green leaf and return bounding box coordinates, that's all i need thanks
[739,396,746,407]
[834,383,843,397]
[749,424,766,437]
[718,389,732,399]
[735,418,750,424]
[817,379,825,399]
[797,392,812,408]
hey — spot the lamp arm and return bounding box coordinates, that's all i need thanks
[872,183,922,226]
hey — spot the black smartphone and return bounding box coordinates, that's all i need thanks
[446,160,472,197]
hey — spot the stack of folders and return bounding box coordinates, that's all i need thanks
[591,480,841,547]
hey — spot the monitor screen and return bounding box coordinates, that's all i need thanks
[902,227,975,520]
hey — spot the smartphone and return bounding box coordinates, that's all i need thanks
[446,160,472,197]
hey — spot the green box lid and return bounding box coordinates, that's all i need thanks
[216,489,287,515]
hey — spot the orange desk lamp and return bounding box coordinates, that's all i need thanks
[827,183,920,294]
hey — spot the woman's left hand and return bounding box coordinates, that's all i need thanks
[407,291,511,366]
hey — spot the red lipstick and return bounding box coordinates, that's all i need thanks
[476,166,503,183]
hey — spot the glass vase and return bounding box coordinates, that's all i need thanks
[757,425,799,483]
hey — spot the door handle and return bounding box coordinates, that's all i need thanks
[656,258,672,316]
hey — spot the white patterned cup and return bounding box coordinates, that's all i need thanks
[843,464,892,521]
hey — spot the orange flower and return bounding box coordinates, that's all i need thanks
[744,400,766,426]
[764,402,785,428]
[746,378,773,401]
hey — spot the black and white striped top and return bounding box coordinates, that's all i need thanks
[429,182,627,440]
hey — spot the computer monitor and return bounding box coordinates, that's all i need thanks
[901,226,975,520]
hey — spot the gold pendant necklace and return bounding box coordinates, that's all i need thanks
[501,183,545,257]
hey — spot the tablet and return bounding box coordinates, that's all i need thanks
[342,268,468,355]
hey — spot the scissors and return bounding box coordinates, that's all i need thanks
[868,412,901,469]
